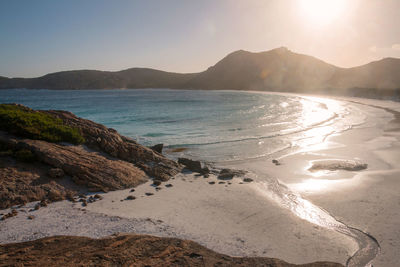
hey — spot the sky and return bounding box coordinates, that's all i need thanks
[1,0,399,78]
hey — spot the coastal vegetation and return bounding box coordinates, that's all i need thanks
[0,104,85,144]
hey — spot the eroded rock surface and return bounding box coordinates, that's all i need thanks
[45,109,180,181]
[0,234,344,267]
[0,156,76,209]
[0,132,148,193]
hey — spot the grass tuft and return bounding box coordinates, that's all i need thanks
[0,104,85,144]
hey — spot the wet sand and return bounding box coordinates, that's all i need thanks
[244,96,400,266]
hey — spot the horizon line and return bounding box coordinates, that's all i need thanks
[2,47,399,79]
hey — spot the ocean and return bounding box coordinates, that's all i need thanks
[0,88,365,163]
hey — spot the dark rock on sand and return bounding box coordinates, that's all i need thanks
[145,192,154,196]
[165,183,173,188]
[1,209,18,220]
[178,157,203,173]
[149,143,163,154]
[218,168,247,180]
[152,179,162,186]
[243,178,254,183]
[209,181,215,185]
[87,196,100,203]
[126,195,136,200]
[272,159,281,166]
[308,160,368,172]
[0,234,344,267]
[27,215,35,220]
[201,166,210,174]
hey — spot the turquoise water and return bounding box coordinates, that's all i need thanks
[0,89,356,162]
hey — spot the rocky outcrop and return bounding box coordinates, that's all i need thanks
[0,234,344,267]
[44,109,180,181]
[0,105,182,209]
[0,132,148,192]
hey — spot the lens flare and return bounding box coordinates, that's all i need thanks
[298,0,346,26]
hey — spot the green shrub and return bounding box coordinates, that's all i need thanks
[14,149,36,162]
[0,104,85,144]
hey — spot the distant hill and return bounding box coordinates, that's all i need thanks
[0,69,196,90]
[1,47,399,99]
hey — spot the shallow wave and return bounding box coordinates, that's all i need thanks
[165,113,338,149]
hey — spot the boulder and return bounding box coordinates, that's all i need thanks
[272,159,281,166]
[217,169,247,180]
[149,144,163,154]
[201,166,210,175]
[152,179,162,186]
[178,158,202,173]
[47,190,63,201]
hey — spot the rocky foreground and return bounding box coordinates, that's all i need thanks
[0,234,343,267]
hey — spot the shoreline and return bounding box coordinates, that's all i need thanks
[1,93,399,266]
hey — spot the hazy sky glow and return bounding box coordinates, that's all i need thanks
[1,0,399,77]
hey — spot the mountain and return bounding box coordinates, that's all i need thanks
[1,47,399,99]
[186,47,338,92]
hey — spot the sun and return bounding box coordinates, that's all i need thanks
[298,0,346,26]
